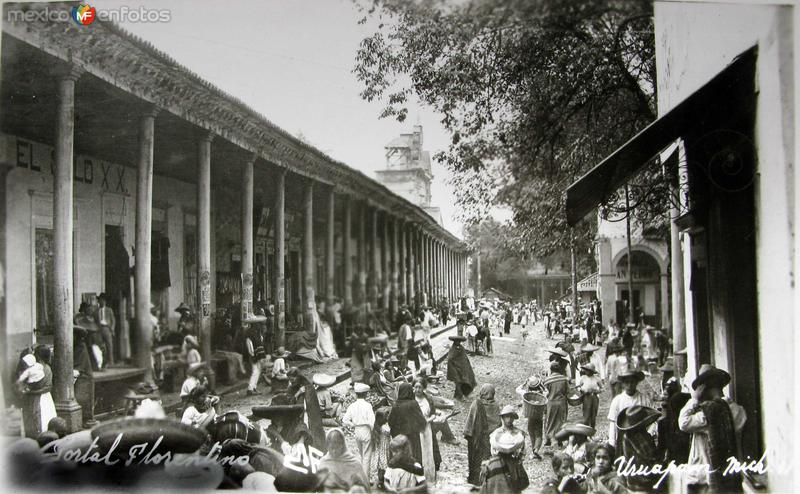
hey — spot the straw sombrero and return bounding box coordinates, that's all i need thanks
[547,348,569,358]
[312,373,335,388]
[554,423,596,441]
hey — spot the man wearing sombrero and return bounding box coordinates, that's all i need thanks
[616,405,661,491]
[607,366,653,446]
[678,364,747,492]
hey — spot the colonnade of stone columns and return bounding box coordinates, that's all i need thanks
[47,66,470,429]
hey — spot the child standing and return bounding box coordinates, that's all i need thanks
[577,364,603,428]
[515,376,546,460]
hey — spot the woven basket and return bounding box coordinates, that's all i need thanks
[522,392,547,416]
[567,386,583,406]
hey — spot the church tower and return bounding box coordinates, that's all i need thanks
[376,125,442,224]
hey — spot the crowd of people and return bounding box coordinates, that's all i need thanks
[6,295,748,494]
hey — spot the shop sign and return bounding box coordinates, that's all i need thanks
[11,135,130,194]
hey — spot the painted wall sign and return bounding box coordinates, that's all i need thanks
[11,135,129,194]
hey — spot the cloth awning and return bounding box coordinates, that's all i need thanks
[565,46,757,226]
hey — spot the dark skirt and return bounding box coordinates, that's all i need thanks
[467,432,491,485]
[545,397,567,441]
[582,393,599,428]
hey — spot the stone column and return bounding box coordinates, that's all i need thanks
[303,181,315,332]
[382,214,391,310]
[407,225,416,310]
[371,208,381,309]
[241,155,255,319]
[391,218,399,316]
[399,220,407,306]
[134,105,159,388]
[197,132,214,367]
[433,240,440,304]
[326,189,335,308]
[273,169,286,348]
[343,197,353,308]
[357,202,367,307]
[52,67,83,430]
[424,234,432,306]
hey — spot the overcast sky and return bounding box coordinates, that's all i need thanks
[92,0,466,237]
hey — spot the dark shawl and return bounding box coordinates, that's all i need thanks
[388,383,428,463]
[447,344,477,396]
[701,398,741,491]
[293,375,326,453]
[464,384,501,485]
[659,391,691,463]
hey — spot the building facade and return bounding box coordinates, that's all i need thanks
[568,2,797,490]
[595,215,670,328]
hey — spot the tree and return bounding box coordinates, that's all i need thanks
[463,217,595,299]
[353,0,663,261]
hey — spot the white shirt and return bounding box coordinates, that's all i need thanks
[180,376,200,397]
[384,464,425,493]
[181,405,215,428]
[272,358,286,377]
[342,398,375,428]
[607,390,653,445]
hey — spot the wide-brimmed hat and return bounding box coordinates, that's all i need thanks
[174,302,192,313]
[554,423,596,441]
[449,335,467,342]
[692,364,731,390]
[242,313,267,324]
[616,406,661,431]
[499,404,518,419]
[527,376,542,388]
[353,383,370,394]
[579,343,601,354]
[618,367,645,382]
[312,373,335,388]
[272,347,290,358]
[547,348,569,358]
[250,404,305,420]
[580,363,598,375]
[184,335,200,348]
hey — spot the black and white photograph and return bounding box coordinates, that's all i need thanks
[0,0,796,492]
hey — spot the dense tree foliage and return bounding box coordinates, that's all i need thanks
[462,217,596,299]
[354,0,664,260]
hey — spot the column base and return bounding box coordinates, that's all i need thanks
[54,399,83,433]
